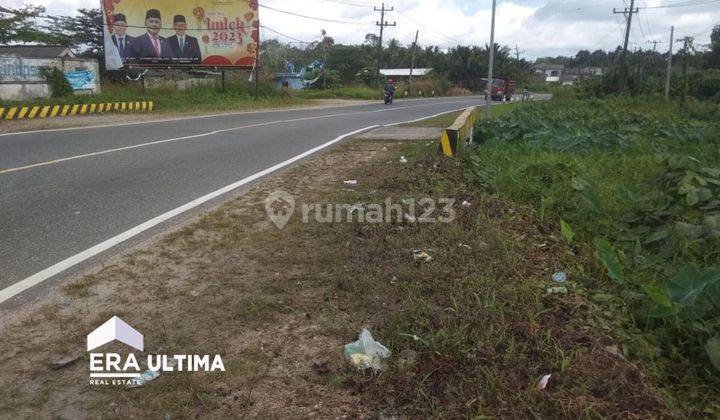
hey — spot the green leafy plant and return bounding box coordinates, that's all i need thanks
[39,66,73,97]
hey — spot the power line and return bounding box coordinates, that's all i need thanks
[391,9,464,46]
[322,0,377,8]
[261,25,312,44]
[248,0,373,25]
[639,0,720,9]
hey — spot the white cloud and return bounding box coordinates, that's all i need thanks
[10,0,720,58]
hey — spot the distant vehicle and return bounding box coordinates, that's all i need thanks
[482,77,516,102]
[384,90,394,104]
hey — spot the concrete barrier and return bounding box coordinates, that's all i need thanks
[0,100,154,121]
[439,106,477,157]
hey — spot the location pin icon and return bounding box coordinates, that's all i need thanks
[264,190,295,229]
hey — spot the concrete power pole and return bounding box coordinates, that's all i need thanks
[664,26,674,99]
[409,30,419,84]
[613,0,638,91]
[677,36,693,110]
[485,0,497,119]
[374,3,396,84]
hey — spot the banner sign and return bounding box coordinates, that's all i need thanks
[101,0,259,69]
[65,71,96,90]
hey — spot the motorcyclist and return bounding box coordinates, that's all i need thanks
[384,78,396,98]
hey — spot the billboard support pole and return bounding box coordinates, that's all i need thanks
[254,31,260,99]
[221,70,226,92]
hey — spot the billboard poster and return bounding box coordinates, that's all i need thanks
[101,0,259,69]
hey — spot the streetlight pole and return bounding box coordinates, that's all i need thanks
[485,0,497,119]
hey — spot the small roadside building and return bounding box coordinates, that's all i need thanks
[275,72,306,90]
[0,45,100,100]
[379,68,433,82]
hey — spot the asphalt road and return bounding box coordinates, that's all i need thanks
[0,95,495,306]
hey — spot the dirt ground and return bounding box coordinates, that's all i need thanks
[0,99,375,134]
[0,123,670,418]
[0,134,401,418]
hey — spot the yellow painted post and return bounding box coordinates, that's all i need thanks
[17,107,29,119]
[60,105,70,116]
[6,107,18,120]
[39,106,50,118]
[89,103,97,114]
[80,104,88,114]
[70,104,80,115]
[0,108,4,119]
[148,101,154,111]
[440,131,453,157]
[28,106,40,119]
[50,105,61,117]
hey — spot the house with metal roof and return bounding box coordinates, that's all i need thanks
[379,68,433,81]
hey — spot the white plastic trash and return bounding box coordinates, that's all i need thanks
[344,328,391,372]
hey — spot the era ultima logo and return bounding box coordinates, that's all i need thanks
[87,316,224,386]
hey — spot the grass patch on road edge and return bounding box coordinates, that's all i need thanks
[307,137,669,417]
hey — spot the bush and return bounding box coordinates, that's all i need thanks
[691,69,720,101]
[39,66,73,97]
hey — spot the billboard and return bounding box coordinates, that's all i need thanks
[101,0,259,69]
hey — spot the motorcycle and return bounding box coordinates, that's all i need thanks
[384,91,394,105]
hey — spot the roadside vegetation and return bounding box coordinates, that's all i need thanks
[464,96,720,413]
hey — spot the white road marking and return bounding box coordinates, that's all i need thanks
[0,98,484,175]
[0,124,376,304]
[0,96,481,137]
[0,101,492,304]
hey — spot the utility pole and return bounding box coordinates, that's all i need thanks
[664,26,674,100]
[650,40,659,53]
[485,0,497,119]
[409,30,419,84]
[677,36,693,111]
[613,0,638,91]
[374,3,396,84]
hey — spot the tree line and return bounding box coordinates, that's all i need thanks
[1,4,718,95]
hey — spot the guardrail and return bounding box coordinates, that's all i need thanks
[439,106,477,157]
[0,101,154,121]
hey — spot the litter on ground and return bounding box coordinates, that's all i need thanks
[412,249,433,262]
[552,272,567,283]
[344,328,391,372]
[537,374,552,391]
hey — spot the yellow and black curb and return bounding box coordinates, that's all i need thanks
[0,101,154,121]
[439,106,477,157]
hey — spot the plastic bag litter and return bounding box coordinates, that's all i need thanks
[399,156,408,164]
[343,180,358,185]
[461,200,472,207]
[537,374,552,391]
[552,272,567,283]
[344,328,391,372]
[127,369,161,388]
[546,286,568,295]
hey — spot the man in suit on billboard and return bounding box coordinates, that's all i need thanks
[167,15,202,64]
[132,9,174,63]
[110,13,135,62]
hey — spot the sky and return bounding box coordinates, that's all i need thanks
[7,0,720,59]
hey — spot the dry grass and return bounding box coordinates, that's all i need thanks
[0,134,670,418]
